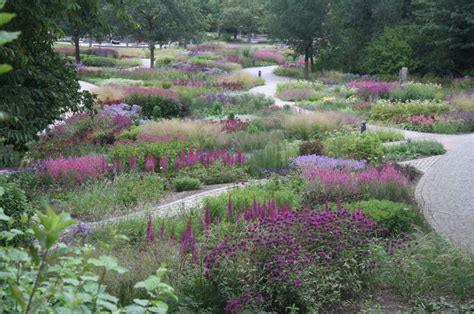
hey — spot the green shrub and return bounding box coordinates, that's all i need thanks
[247,142,299,176]
[389,82,444,101]
[178,163,249,185]
[369,100,450,122]
[367,129,405,142]
[173,176,202,192]
[371,233,474,301]
[322,133,384,163]
[0,181,34,245]
[81,55,118,67]
[432,121,472,134]
[345,200,423,235]
[363,26,420,75]
[116,59,142,68]
[125,94,190,119]
[155,55,176,65]
[384,140,446,161]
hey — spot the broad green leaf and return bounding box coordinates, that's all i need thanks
[134,275,160,292]
[0,12,15,26]
[0,64,12,74]
[148,301,168,314]
[0,30,20,45]
[124,304,146,314]
[133,299,149,307]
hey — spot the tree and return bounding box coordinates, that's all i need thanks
[265,0,329,79]
[0,0,94,149]
[413,0,474,74]
[220,0,264,42]
[60,0,107,63]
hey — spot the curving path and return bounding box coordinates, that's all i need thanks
[245,65,474,252]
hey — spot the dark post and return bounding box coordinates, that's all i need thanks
[258,70,261,78]
[360,120,367,133]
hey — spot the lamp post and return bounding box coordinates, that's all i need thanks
[360,120,367,133]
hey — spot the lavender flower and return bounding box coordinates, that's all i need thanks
[291,155,367,171]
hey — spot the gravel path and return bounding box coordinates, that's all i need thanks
[79,80,98,92]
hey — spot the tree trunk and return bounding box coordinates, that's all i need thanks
[310,54,314,72]
[73,34,81,64]
[234,31,237,39]
[247,32,251,43]
[89,35,92,48]
[304,48,309,80]
[149,42,155,69]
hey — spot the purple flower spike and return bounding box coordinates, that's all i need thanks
[146,215,155,242]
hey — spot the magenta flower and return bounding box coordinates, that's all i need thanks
[144,155,157,173]
[146,215,155,242]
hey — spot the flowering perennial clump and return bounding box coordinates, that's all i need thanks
[301,163,410,203]
[37,155,109,184]
[221,117,249,133]
[291,155,367,171]
[174,149,245,169]
[348,80,396,97]
[405,114,435,126]
[203,208,382,312]
[253,51,286,64]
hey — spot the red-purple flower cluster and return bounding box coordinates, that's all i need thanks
[214,81,243,90]
[348,81,396,97]
[204,208,382,312]
[37,154,109,184]
[405,114,435,126]
[173,149,245,169]
[123,86,177,99]
[221,117,249,133]
[253,51,286,64]
[302,164,409,202]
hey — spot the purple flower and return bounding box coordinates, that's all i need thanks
[146,215,155,242]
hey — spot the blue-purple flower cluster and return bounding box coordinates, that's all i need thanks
[291,154,367,171]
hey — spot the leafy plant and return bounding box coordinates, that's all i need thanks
[384,140,446,161]
[125,94,190,119]
[173,176,202,192]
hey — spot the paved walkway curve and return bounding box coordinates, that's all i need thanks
[244,65,474,252]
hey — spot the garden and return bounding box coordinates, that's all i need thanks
[2,0,474,312]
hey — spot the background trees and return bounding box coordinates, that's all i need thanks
[0,0,93,150]
[265,0,329,79]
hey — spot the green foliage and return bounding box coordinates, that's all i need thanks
[364,26,420,75]
[125,94,190,119]
[203,177,302,217]
[98,78,144,86]
[431,121,473,134]
[178,163,248,185]
[0,180,33,245]
[371,233,474,301]
[322,133,384,163]
[367,129,405,142]
[49,173,166,221]
[369,100,450,122]
[0,1,94,148]
[389,82,444,101]
[247,142,299,176]
[81,54,118,67]
[346,200,423,236]
[156,55,176,65]
[173,176,202,192]
[384,140,446,161]
[0,207,176,312]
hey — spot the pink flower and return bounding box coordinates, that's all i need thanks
[254,51,285,64]
[144,155,157,172]
[146,215,155,242]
